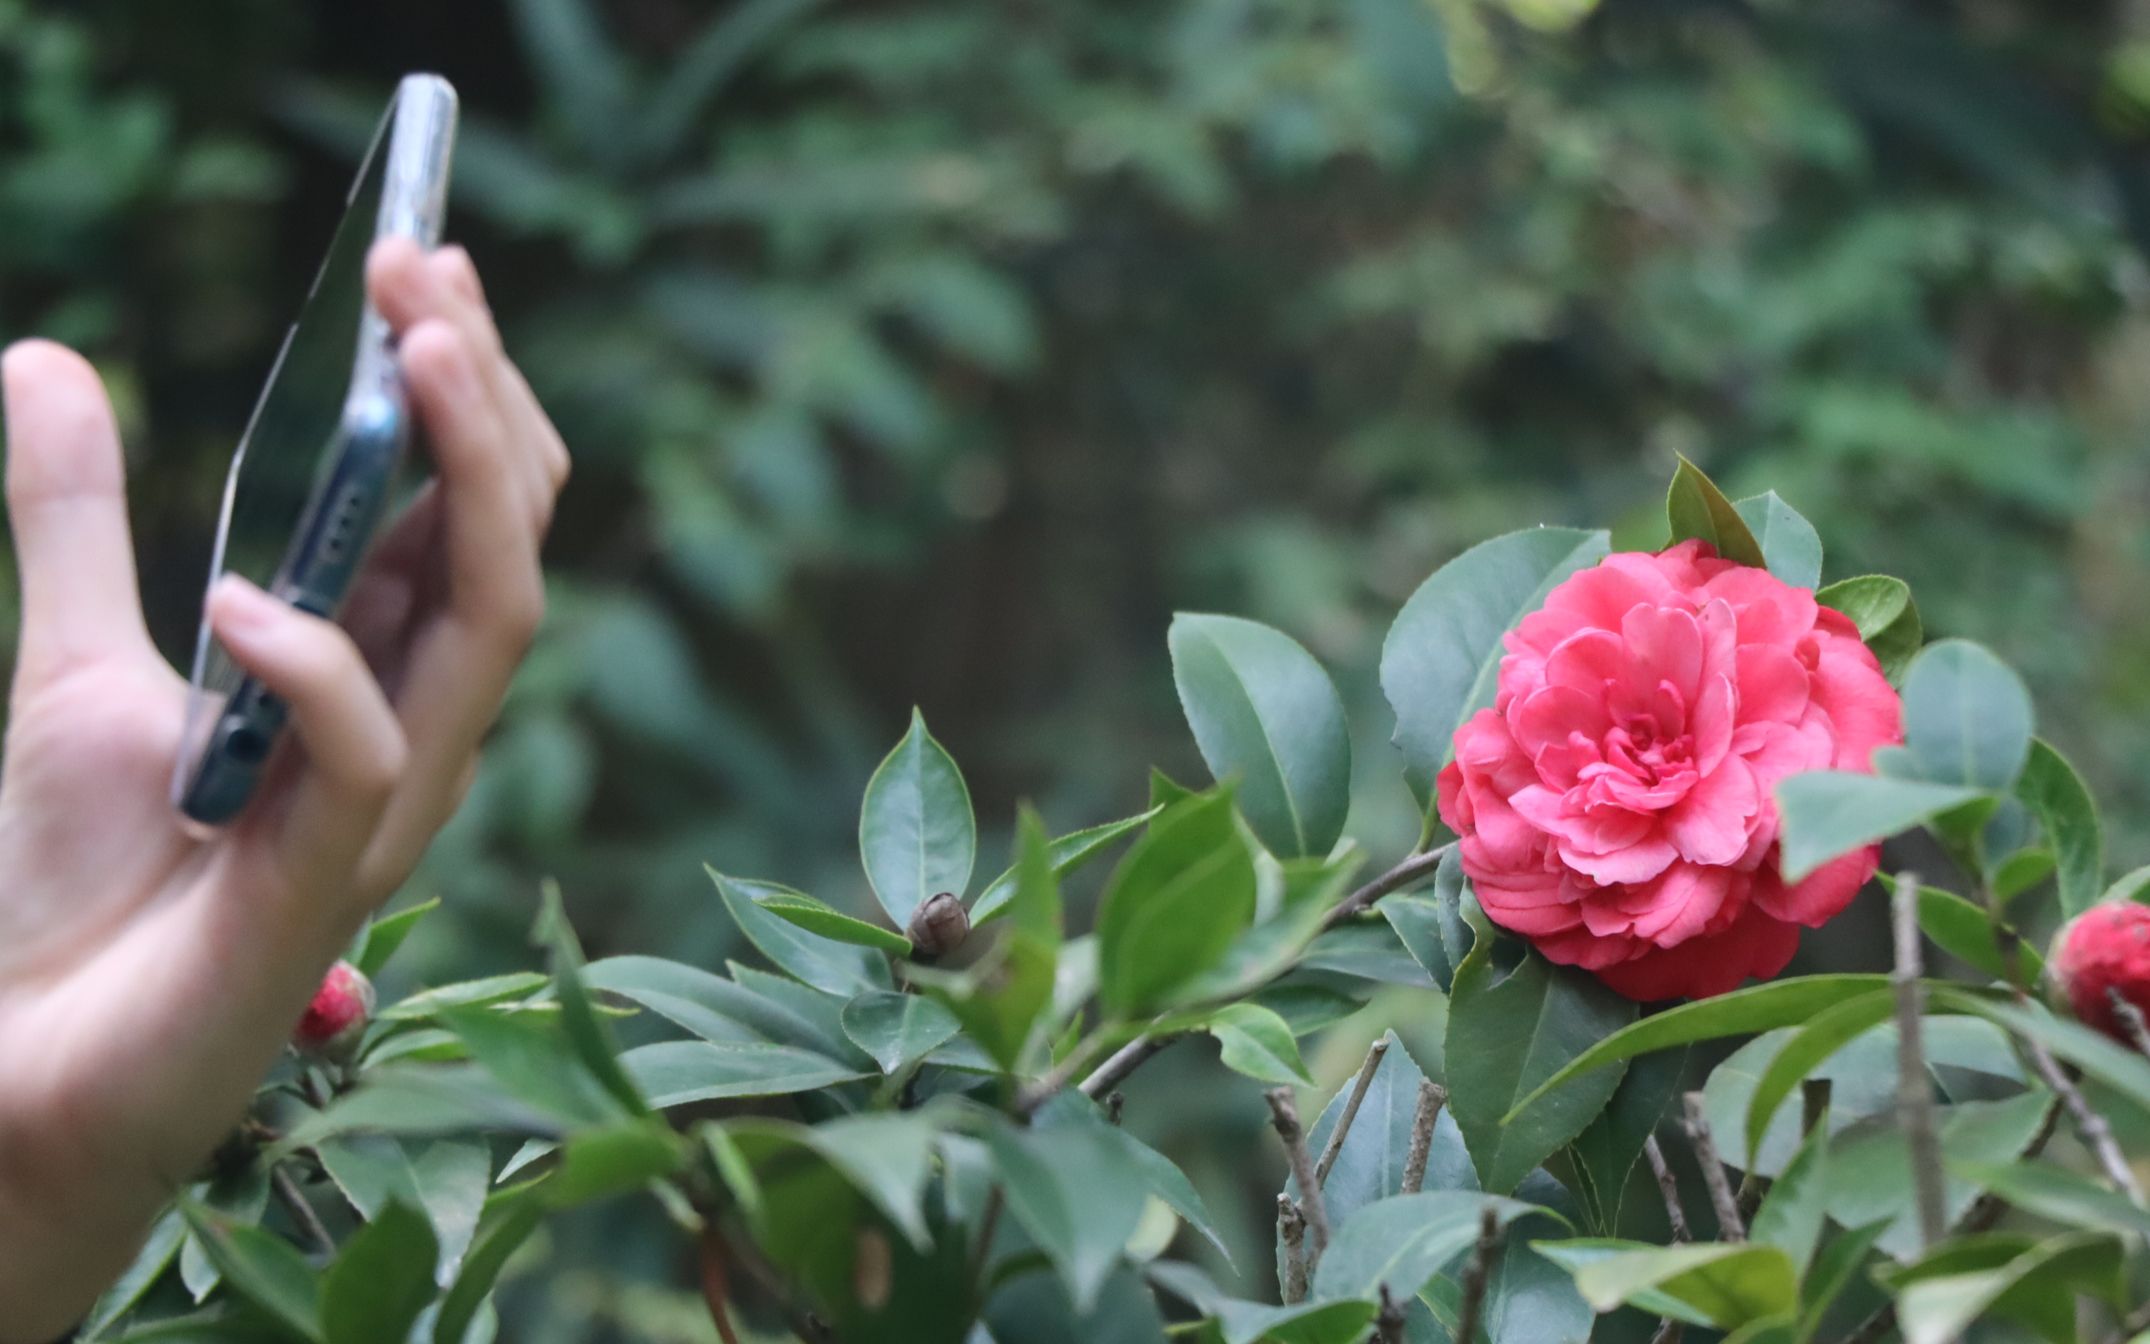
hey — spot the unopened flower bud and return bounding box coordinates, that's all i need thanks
[2048,902,2150,1043]
[906,892,970,960]
[293,961,375,1058]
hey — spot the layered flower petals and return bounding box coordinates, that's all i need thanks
[1435,539,1903,1001]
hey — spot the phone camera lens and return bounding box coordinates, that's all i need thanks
[224,724,270,765]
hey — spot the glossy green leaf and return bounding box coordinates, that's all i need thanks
[1896,877,2044,985]
[1796,1220,1890,1340]
[2108,864,2150,905]
[1894,1232,2124,1344]
[1953,1161,2150,1240]
[1749,1117,1829,1276]
[79,1207,187,1339]
[433,1189,545,1344]
[584,954,809,1047]
[1314,1192,1555,1304]
[534,882,648,1117]
[315,1136,489,1283]
[1899,639,2034,791]
[2015,738,2102,919]
[1381,526,1611,804]
[1774,772,1984,882]
[1530,1239,1714,1325]
[280,1066,562,1148]
[1666,455,1767,566]
[438,1004,627,1127]
[1506,975,1891,1122]
[986,1115,1150,1312]
[1815,575,1922,681]
[1204,1002,1314,1086]
[377,973,550,1023]
[926,805,1061,1069]
[1822,1090,2056,1260]
[322,1200,437,1344]
[1569,1242,1797,1327]
[1447,908,1634,1194]
[1169,612,1351,859]
[755,889,912,955]
[353,897,441,978]
[710,869,889,995]
[1567,1045,1687,1235]
[840,990,962,1073]
[971,807,1159,925]
[546,1123,685,1206]
[1380,848,1473,993]
[619,1040,870,1106]
[1297,921,1438,988]
[728,1112,939,1250]
[1032,1093,1235,1264]
[1733,492,1823,589]
[860,708,977,924]
[1210,1298,1376,1344]
[1094,787,1257,1016]
[178,1200,322,1342]
[1740,989,1894,1161]
[1929,988,2150,1119]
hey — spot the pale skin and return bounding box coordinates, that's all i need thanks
[0,237,568,1341]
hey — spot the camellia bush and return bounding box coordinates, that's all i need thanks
[79,460,2150,1343]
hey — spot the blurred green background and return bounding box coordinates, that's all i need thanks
[9,0,2150,1336]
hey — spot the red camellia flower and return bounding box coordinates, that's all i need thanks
[2049,903,2150,1041]
[1435,540,1903,1001]
[293,960,375,1056]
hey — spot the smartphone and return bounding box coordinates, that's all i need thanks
[173,74,458,825]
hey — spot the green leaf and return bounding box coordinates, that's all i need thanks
[1567,1045,1688,1235]
[322,1200,437,1344]
[79,1206,187,1339]
[280,1066,562,1147]
[620,1040,870,1106]
[1568,1242,1797,1327]
[1168,612,1352,859]
[1733,492,1822,589]
[709,869,889,995]
[534,882,648,1117]
[1796,1221,1889,1340]
[924,805,1062,1069]
[1900,639,2035,791]
[1666,456,1767,568]
[2107,864,2150,905]
[1446,908,1635,1195]
[729,1112,940,1250]
[860,708,977,924]
[438,1004,627,1127]
[546,1123,686,1206]
[1380,848,1474,993]
[986,1114,1150,1312]
[1504,975,1891,1123]
[972,807,1159,925]
[1031,1093,1236,1265]
[1898,878,2045,985]
[1929,988,2150,1119]
[755,889,912,955]
[315,1137,489,1283]
[1297,921,1438,989]
[1749,1117,1829,1276]
[1992,847,2056,902]
[1381,526,1611,805]
[840,990,962,1073]
[1094,787,1257,1016]
[353,897,441,978]
[1204,1003,1314,1086]
[1530,1239,1714,1325]
[584,955,806,1047]
[1210,1299,1377,1344]
[1453,1232,1599,1344]
[377,973,550,1023]
[1893,1232,2125,1344]
[1774,772,1985,882]
[1822,1090,2056,1260]
[1311,1192,1554,1301]
[2015,738,2102,919]
[1815,575,1922,681]
[433,1188,545,1344]
[178,1200,322,1342]
[1741,990,1894,1161]
[1952,1161,2150,1240]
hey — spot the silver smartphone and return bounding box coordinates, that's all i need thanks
[173,74,458,825]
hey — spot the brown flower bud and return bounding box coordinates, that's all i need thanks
[906,891,970,960]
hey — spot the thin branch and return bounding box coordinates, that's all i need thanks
[2109,988,2150,1061]
[2016,1009,2146,1206]
[1277,1195,1309,1304]
[272,1165,335,1259]
[969,1186,1005,1287]
[1320,843,1456,931]
[1315,1039,1391,1186]
[1679,1093,1744,1242]
[1267,1088,1330,1256]
[1648,1322,1684,1344]
[1642,1135,1689,1242]
[1450,1206,1501,1344]
[1891,872,1948,1252]
[1373,1284,1407,1344]
[1401,1081,1448,1195]
[695,1226,744,1344]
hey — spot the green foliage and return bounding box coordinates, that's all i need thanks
[1666,455,1769,569]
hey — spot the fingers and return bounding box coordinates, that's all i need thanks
[207,576,406,902]
[0,341,154,692]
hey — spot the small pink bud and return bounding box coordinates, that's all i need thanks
[293,961,375,1056]
[2049,903,2150,1042]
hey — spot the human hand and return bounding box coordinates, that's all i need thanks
[0,237,566,1340]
